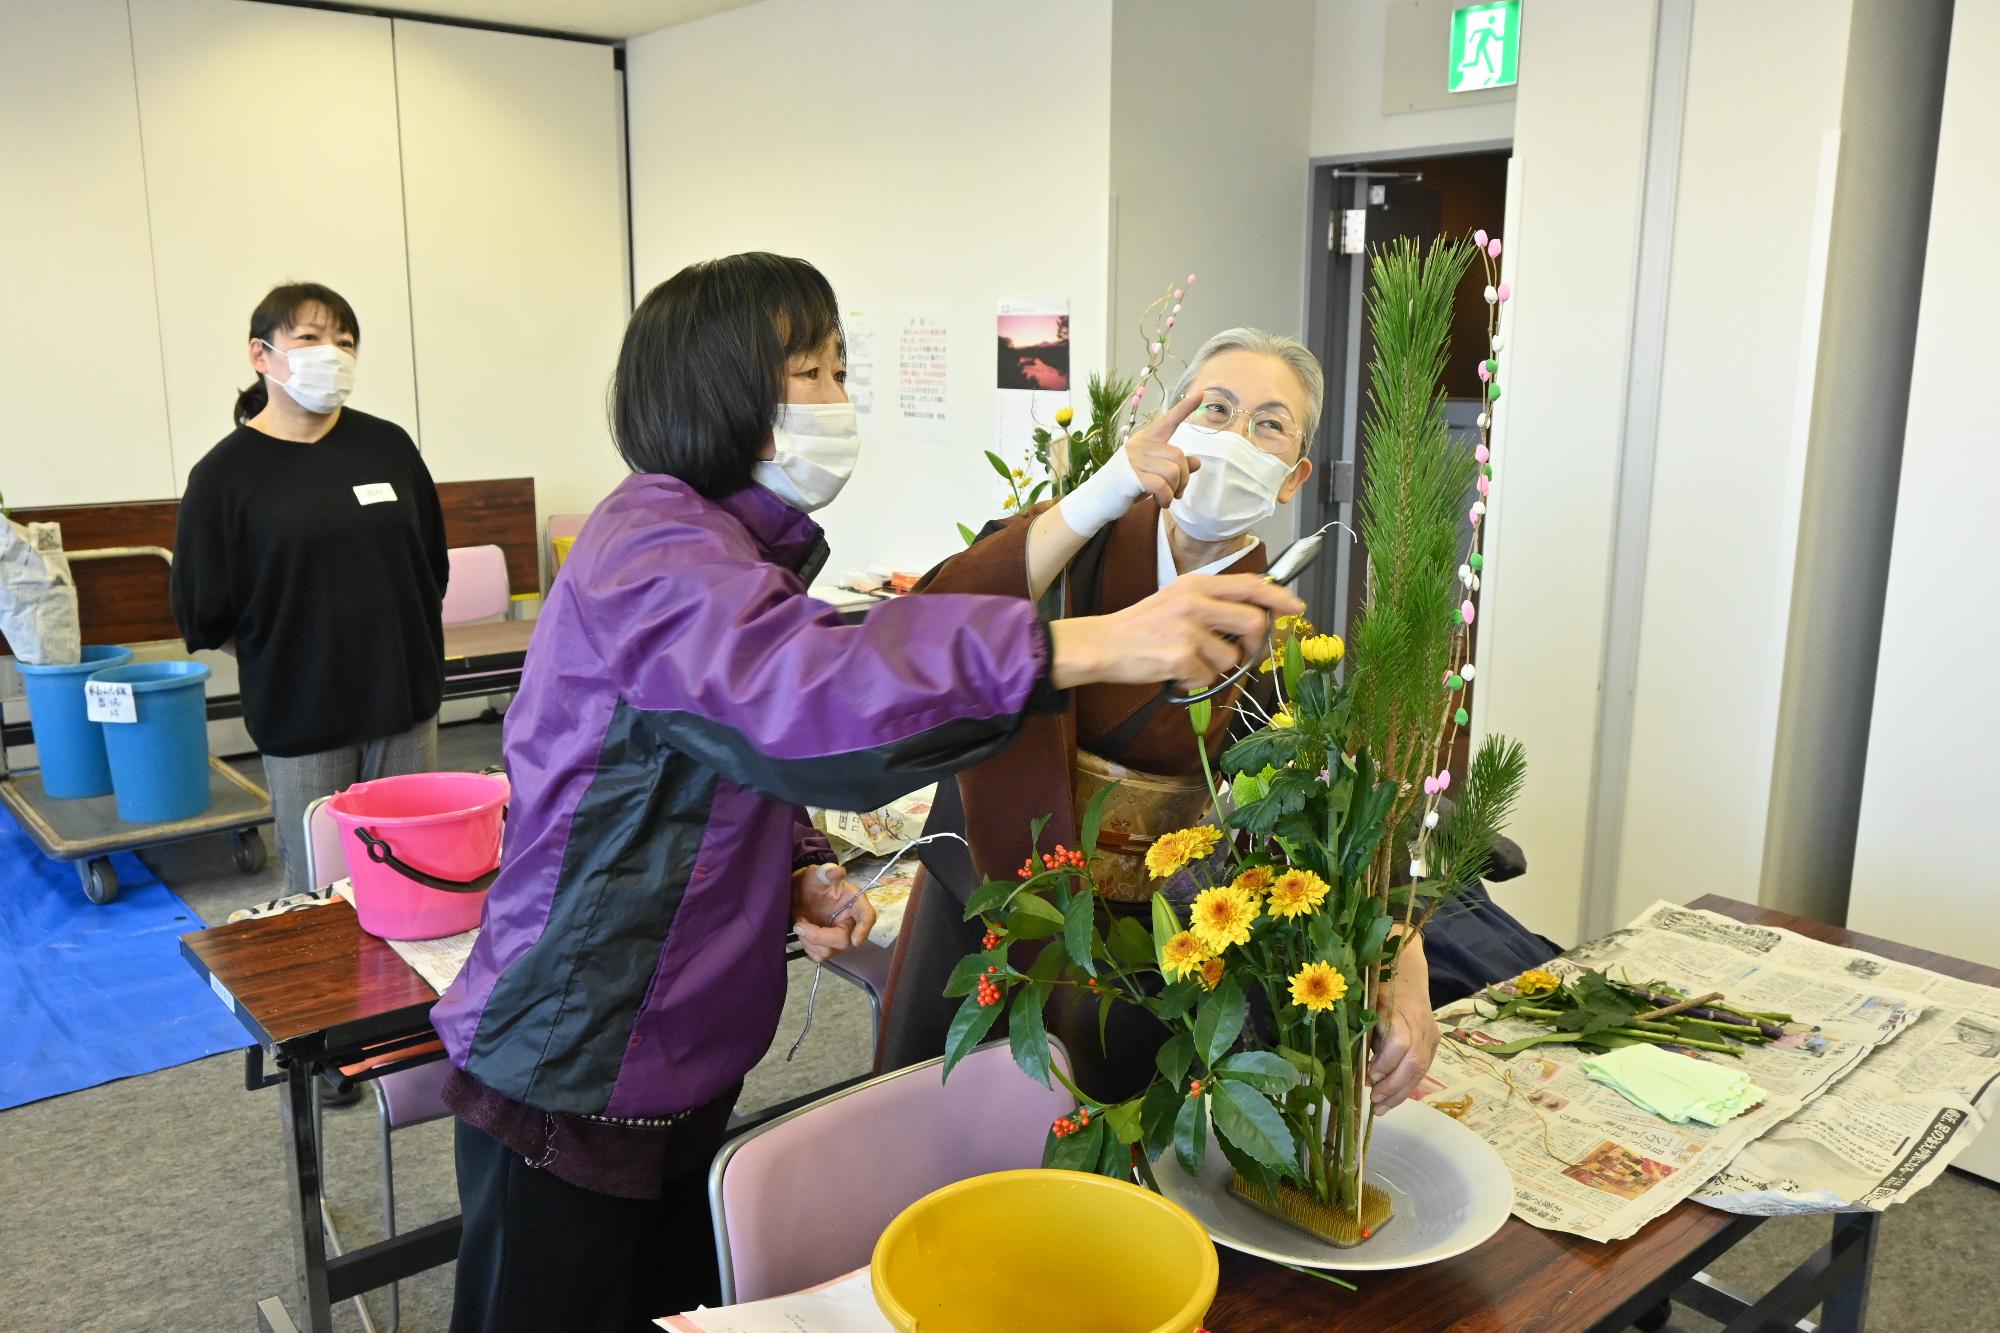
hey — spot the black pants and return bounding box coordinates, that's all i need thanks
[449,1120,725,1333]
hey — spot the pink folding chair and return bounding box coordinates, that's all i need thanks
[304,796,454,1333]
[708,1038,1076,1303]
[441,544,511,625]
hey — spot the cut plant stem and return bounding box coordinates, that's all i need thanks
[1607,1027,1741,1054]
[1678,1016,1769,1037]
[1277,1260,1359,1292]
[1634,990,1722,1023]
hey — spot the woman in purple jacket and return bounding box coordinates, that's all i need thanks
[431,252,1301,1332]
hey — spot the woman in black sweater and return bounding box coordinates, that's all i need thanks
[172,282,448,896]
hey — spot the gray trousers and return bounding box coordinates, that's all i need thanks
[262,715,439,894]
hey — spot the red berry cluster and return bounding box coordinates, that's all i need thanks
[976,965,1003,1007]
[1050,1106,1093,1138]
[1187,1078,1204,1098]
[1042,844,1087,872]
[981,928,1001,951]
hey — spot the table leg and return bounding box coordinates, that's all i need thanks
[277,1056,335,1333]
[1818,1212,1879,1333]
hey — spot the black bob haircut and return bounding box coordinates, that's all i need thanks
[611,252,844,497]
[234,282,361,426]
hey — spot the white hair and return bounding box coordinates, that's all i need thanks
[1170,327,1326,456]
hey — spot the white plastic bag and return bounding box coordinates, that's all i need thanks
[0,519,81,665]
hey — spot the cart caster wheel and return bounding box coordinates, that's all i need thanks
[232,829,267,875]
[82,858,119,905]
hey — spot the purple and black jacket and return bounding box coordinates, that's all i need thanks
[432,474,1057,1119]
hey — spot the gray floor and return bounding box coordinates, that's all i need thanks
[2,720,1995,1331]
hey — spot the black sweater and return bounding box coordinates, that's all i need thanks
[171,410,448,757]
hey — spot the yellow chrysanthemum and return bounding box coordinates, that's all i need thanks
[1054,406,1075,428]
[1229,865,1276,897]
[1266,868,1331,919]
[1159,930,1209,981]
[1514,968,1560,997]
[1190,885,1258,952]
[1301,634,1345,667]
[1270,710,1295,729]
[1144,825,1223,879]
[1289,961,1348,1012]
[1198,956,1227,991]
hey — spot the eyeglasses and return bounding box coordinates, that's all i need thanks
[1189,389,1304,453]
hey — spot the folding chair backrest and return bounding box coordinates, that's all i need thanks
[711,1040,1075,1303]
[302,796,349,893]
[441,545,511,625]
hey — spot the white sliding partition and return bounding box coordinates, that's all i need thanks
[128,0,418,489]
[0,0,173,504]
[392,20,630,534]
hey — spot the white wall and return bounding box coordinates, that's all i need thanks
[129,0,421,489]
[1468,0,1655,942]
[0,0,174,505]
[1108,0,1318,553]
[1309,0,1515,160]
[393,20,631,533]
[626,0,1116,577]
[1850,3,2000,957]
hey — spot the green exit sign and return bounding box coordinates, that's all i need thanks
[1449,2,1520,93]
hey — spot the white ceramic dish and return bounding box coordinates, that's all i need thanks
[1152,1099,1513,1271]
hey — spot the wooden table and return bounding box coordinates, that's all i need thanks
[1205,894,1999,1331]
[183,902,451,1333]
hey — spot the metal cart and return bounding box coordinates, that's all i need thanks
[0,543,271,903]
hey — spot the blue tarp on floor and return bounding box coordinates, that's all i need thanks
[0,809,248,1110]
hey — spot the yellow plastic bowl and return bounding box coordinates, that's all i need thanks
[871,1169,1218,1333]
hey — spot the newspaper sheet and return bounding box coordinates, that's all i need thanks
[811,785,936,860]
[1689,918,2000,1215]
[1422,900,1931,1241]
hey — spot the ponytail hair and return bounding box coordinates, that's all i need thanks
[234,282,362,425]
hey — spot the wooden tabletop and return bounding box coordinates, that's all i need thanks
[1205,894,2000,1330]
[442,618,536,667]
[180,901,438,1055]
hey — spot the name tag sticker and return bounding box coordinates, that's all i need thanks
[354,482,398,506]
[85,680,137,724]
[209,972,236,1014]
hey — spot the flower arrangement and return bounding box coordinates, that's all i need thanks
[943,233,1529,1246]
[967,275,1200,542]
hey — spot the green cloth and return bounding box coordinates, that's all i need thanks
[1581,1044,1767,1127]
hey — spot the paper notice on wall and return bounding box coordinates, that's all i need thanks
[896,304,951,443]
[994,295,1072,506]
[842,304,879,424]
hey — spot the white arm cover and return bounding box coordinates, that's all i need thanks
[1053,446,1145,539]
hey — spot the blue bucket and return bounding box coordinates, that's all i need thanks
[87,661,213,824]
[16,646,135,798]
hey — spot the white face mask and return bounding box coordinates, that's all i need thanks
[755,402,860,512]
[1168,421,1300,541]
[262,340,356,415]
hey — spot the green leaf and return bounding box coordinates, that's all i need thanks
[1008,985,1052,1086]
[1079,780,1118,860]
[942,990,1001,1080]
[1108,916,1153,969]
[1140,1081,1181,1158]
[1476,1030,1583,1055]
[1025,938,1068,985]
[1211,1081,1297,1171]
[1277,1045,1326,1084]
[1104,1097,1145,1145]
[1283,632,1304,701]
[956,522,977,547]
[1156,1032,1195,1088]
[1151,893,1181,962]
[1094,1119,1134,1179]
[1156,978,1200,1022]
[1216,1050,1300,1096]
[1096,988,1116,1051]
[1173,1091,1208,1176]
[1213,1117,1282,1200]
[1193,975,1247,1068]
[942,950,1003,998]
[985,449,1014,481]
[1006,893,1065,939]
[1062,889,1097,975]
[1358,911,1394,966]
[1046,1112,1107,1173]
[1029,812,1052,855]
[1221,728,1303,778]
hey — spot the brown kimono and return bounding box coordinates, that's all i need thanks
[875,500,1266,1098]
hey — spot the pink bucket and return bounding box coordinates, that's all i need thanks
[326,771,508,940]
